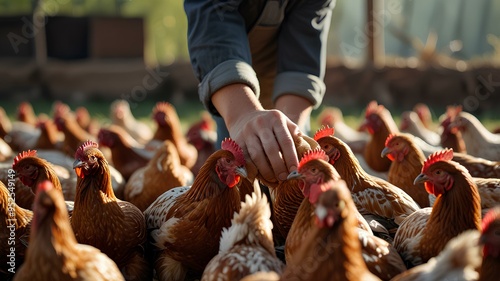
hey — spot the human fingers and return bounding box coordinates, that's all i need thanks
[257,125,290,182]
[245,133,278,183]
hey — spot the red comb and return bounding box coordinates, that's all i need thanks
[298,148,329,170]
[153,102,174,113]
[447,105,462,120]
[313,126,335,141]
[364,101,378,117]
[12,150,38,168]
[384,133,397,147]
[75,140,98,159]
[36,180,53,194]
[482,207,500,234]
[423,148,454,172]
[221,138,245,166]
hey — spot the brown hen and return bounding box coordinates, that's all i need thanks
[71,141,152,281]
[314,127,420,239]
[438,105,467,153]
[0,181,32,280]
[144,138,247,281]
[149,102,198,170]
[12,150,76,207]
[393,149,482,268]
[479,206,500,281]
[282,178,381,281]
[13,180,124,281]
[97,125,153,181]
[124,140,193,212]
[381,133,431,207]
[359,101,398,172]
[285,149,406,280]
[53,102,96,157]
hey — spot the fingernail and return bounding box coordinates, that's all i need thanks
[279,172,287,181]
[290,166,297,172]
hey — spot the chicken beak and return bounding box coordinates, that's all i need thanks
[73,159,85,178]
[235,166,248,178]
[287,170,301,180]
[73,159,84,169]
[380,147,391,158]
[413,173,429,185]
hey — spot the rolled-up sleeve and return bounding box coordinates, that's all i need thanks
[184,0,260,115]
[274,0,335,108]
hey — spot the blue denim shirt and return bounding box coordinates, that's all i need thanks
[184,0,336,116]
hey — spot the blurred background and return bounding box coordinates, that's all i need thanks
[0,0,499,121]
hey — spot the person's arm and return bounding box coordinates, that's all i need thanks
[184,0,260,115]
[273,0,336,128]
[185,0,301,183]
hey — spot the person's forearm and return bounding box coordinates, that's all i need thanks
[212,83,264,129]
[275,94,313,129]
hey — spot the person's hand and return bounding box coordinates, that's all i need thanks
[227,109,300,184]
[212,84,301,184]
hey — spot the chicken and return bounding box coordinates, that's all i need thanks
[467,178,500,210]
[359,101,398,172]
[185,111,217,176]
[53,102,96,157]
[34,116,63,150]
[479,206,500,281]
[0,180,32,280]
[240,271,280,281]
[124,140,193,212]
[144,138,247,281]
[0,138,13,163]
[438,105,467,153]
[97,125,154,180]
[0,103,40,151]
[201,183,284,281]
[381,133,431,207]
[316,106,369,154]
[110,99,153,145]
[3,120,40,152]
[0,106,12,140]
[393,149,482,268]
[390,230,482,281]
[71,141,152,281]
[449,110,500,161]
[382,133,500,210]
[11,150,77,205]
[285,149,406,280]
[16,101,37,126]
[413,103,434,130]
[451,152,500,179]
[75,106,101,137]
[149,101,198,170]
[399,111,441,147]
[314,126,420,238]
[13,180,125,281]
[282,178,381,281]
[270,172,305,244]
[285,149,342,263]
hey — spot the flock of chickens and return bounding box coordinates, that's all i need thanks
[0,99,499,281]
